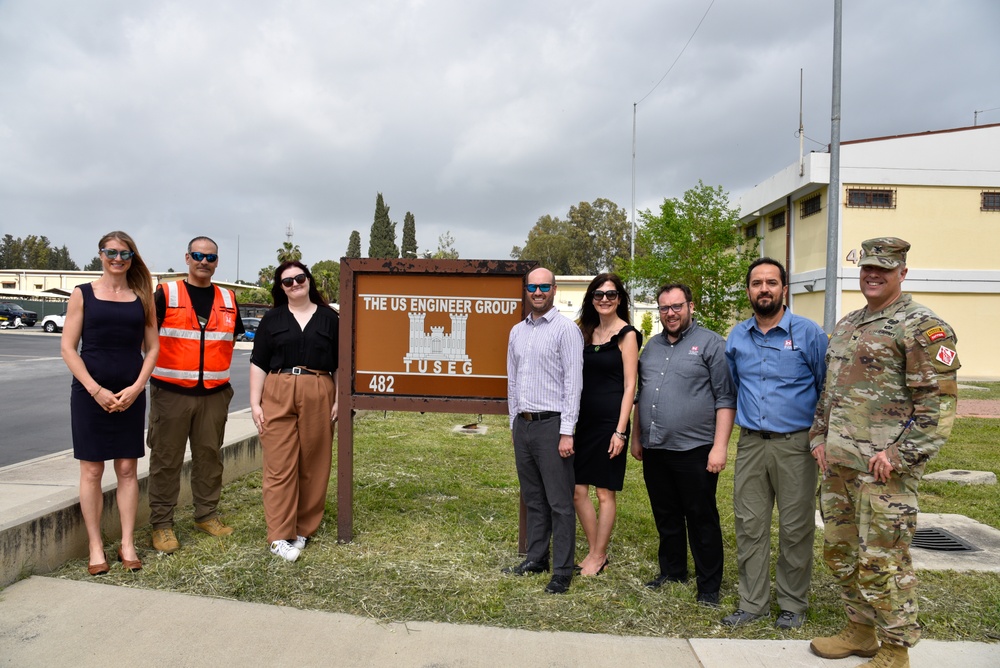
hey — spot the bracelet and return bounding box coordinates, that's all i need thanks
[614,430,627,440]
[90,386,103,397]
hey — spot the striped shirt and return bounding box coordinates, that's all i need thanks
[507,308,584,435]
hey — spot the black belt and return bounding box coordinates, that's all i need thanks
[519,411,560,422]
[742,427,806,440]
[273,367,328,376]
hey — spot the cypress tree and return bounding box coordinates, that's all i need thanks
[401,212,417,258]
[367,193,399,259]
[346,230,362,258]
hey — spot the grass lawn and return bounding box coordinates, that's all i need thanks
[50,409,1000,643]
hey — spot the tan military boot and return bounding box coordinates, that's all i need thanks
[857,643,909,668]
[810,621,879,659]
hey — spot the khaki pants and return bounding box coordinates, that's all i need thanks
[733,428,817,615]
[260,372,335,543]
[147,384,234,528]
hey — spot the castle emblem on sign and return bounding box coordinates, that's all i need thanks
[403,313,471,363]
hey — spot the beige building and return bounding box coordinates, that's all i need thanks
[737,123,1000,380]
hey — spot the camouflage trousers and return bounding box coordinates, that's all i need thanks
[819,464,921,647]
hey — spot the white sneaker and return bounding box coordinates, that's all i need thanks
[269,540,300,562]
[292,535,309,550]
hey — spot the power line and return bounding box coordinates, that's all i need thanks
[635,0,717,106]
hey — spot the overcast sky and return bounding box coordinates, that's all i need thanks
[2,1,997,281]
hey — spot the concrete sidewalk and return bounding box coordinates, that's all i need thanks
[1,576,996,668]
[1,409,997,667]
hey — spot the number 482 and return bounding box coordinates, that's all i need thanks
[368,375,395,393]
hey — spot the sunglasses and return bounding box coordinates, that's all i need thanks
[658,303,688,313]
[593,290,619,301]
[189,251,219,263]
[101,248,134,260]
[526,283,552,293]
[280,273,308,287]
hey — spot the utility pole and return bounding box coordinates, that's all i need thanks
[823,0,843,333]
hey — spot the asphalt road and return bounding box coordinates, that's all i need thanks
[0,330,252,468]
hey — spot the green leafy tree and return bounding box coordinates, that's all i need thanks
[367,193,399,259]
[0,235,24,269]
[236,286,273,305]
[640,311,653,340]
[48,245,79,270]
[511,198,630,274]
[84,256,103,271]
[1,234,80,269]
[277,241,302,264]
[622,181,758,334]
[401,212,418,258]
[311,259,340,302]
[346,231,362,259]
[422,231,459,259]
[258,265,276,287]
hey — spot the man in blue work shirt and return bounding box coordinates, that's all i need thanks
[722,258,827,629]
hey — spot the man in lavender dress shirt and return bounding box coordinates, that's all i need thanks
[504,266,584,594]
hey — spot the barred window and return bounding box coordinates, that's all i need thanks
[768,210,786,230]
[745,223,758,239]
[846,188,895,209]
[982,191,1000,211]
[800,194,821,218]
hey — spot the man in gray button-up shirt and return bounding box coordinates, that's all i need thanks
[631,283,736,606]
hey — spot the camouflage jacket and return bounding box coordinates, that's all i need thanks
[809,294,960,479]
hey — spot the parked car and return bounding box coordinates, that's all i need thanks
[238,317,261,342]
[41,311,67,333]
[0,303,38,327]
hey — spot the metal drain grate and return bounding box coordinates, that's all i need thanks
[912,527,980,552]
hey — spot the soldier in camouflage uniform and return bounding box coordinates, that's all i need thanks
[808,238,960,668]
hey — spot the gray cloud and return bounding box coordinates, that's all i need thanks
[1,1,997,279]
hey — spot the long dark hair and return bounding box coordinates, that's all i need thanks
[271,261,330,308]
[98,230,155,325]
[577,273,631,345]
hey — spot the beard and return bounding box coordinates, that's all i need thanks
[751,293,783,318]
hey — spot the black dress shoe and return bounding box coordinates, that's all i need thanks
[644,573,686,589]
[544,574,572,594]
[697,590,720,608]
[501,559,550,576]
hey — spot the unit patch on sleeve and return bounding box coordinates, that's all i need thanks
[935,346,957,367]
[924,326,947,342]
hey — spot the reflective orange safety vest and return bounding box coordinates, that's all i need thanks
[151,281,237,389]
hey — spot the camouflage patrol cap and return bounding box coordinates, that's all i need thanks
[859,237,910,269]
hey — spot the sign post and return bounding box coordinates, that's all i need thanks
[336,258,536,542]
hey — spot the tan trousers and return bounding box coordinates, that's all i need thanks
[260,372,335,543]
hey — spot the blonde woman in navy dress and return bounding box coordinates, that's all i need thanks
[573,273,640,576]
[61,231,159,575]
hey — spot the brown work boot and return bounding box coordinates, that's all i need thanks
[857,643,909,668]
[810,621,879,659]
[194,517,234,537]
[152,528,180,554]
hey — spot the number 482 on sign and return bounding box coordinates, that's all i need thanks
[368,375,395,393]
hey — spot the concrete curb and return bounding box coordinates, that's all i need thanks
[0,412,260,587]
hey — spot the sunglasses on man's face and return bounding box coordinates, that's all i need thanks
[189,251,218,263]
[526,283,552,293]
[280,273,308,287]
[593,290,619,301]
[101,248,134,261]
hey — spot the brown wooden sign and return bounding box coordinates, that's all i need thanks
[336,258,536,541]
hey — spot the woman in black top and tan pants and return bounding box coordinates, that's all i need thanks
[250,261,339,562]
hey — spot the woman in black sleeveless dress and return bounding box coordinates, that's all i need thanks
[61,231,159,575]
[573,273,641,576]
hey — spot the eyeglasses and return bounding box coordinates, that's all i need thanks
[525,283,552,293]
[657,303,688,313]
[280,273,308,287]
[593,290,619,301]
[101,248,134,260]
[189,251,218,263]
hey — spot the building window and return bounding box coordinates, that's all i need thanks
[983,191,1000,211]
[768,210,786,230]
[745,223,758,239]
[800,194,821,218]
[34,284,43,290]
[846,188,895,209]
[1,282,14,289]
